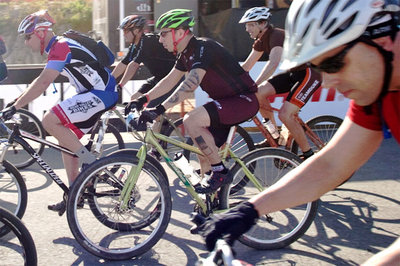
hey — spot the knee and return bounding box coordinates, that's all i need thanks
[278,108,291,123]
[42,112,60,131]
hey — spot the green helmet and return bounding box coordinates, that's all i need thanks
[156,9,195,29]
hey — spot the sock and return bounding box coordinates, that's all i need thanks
[211,162,227,174]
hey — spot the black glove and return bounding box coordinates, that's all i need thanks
[200,201,259,251]
[124,95,148,116]
[1,106,17,121]
[138,105,166,125]
[5,98,18,108]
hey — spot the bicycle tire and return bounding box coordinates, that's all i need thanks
[67,154,172,260]
[2,109,45,169]
[0,207,37,266]
[84,123,125,158]
[291,115,343,155]
[220,148,319,249]
[0,160,28,237]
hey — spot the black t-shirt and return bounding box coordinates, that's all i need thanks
[175,36,257,99]
[122,33,176,79]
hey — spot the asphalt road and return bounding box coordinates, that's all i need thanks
[1,133,399,266]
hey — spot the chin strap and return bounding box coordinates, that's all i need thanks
[34,28,49,55]
[171,29,189,55]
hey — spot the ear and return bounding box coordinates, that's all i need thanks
[374,36,394,51]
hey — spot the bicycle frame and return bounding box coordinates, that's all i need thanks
[254,107,326,151]
[0,121,73,193]
[119,125,264,215]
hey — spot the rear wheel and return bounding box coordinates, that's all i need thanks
[83,123,125,158]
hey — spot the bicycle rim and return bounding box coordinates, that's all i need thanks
[67,155,172,260]
[222,148,318,249]
[0,160,27,237]
[0,207,37,266]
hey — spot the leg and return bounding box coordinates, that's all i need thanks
[42,111,82,185]
[256,82,277,126]
[278,101,311,153]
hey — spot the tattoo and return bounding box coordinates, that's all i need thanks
[167,92,179,104]
[195,136,212,156]
[178,71,201,93]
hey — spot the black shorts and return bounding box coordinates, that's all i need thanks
[269,68,321,108]
[203,93,259,147]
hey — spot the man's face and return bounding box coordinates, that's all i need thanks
[245,22,264,39]
[123,29,134,43]
[24,32,41,53]
[310,42,384,106]
[158,28,174,52]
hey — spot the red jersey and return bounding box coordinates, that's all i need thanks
[347,91,400,143]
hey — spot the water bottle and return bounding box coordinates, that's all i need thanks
[263,119,280,139]
[279,124,289,146]
[174,152,200,185]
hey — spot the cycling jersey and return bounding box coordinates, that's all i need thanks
[45,35,118,139]
[121,33,176,81]
[175,36,258,99]
[253,25,284,54]
[45,36,116,94]
[347,91,400,143]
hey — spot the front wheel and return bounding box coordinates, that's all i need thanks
[67,154,172,260]
[0,160,28,237]
[220,148,318,249]
[0,207,37,265]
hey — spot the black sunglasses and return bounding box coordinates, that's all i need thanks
[158,30,172,38]
[24,34,33,41]
[310,41,358,74]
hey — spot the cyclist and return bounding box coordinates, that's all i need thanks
[239,6,321,160]
[0,10,119,216]
[127,9,259,194]
[112,15,177,110]
[0,35,7,82]
[200,1,400,264]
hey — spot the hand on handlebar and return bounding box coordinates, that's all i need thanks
[199,202,259,251]
[124,95,148,116]
[0,105,17,121]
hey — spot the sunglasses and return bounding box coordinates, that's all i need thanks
[158,30,172,38]
[310,41,358,74]
[24,34,33,41]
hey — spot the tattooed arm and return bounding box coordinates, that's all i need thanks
[146,68,185,102]
[162,68,206,110]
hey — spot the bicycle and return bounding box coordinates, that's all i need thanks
[1,109,46,169]
[0,206,37,266]
[250,108,343,155]
[65,111,316,260]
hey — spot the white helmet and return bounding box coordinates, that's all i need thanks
[239,7,271,23]
[280,0,388,71]
[18,10,55,35]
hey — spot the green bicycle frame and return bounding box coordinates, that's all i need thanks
[119,125,264,213]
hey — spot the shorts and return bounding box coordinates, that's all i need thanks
[203,93,259,147]
[52,90,119,139]
[0,62,7,83]
[269,68,321,108]
[138,76,182,108]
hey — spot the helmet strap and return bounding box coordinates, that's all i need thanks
[34,28,48,55]
[172,28,189,55]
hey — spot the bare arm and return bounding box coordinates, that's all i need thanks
[254,46,282,85]
[146,67,186,106]
[250,117,383,214]
[162,68,206,110]
[241,49,263,72]
[118,61,140,87]
[14,68,60,109]
[111,61,127,81]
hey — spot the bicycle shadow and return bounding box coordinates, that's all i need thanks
[232,186,400,265]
